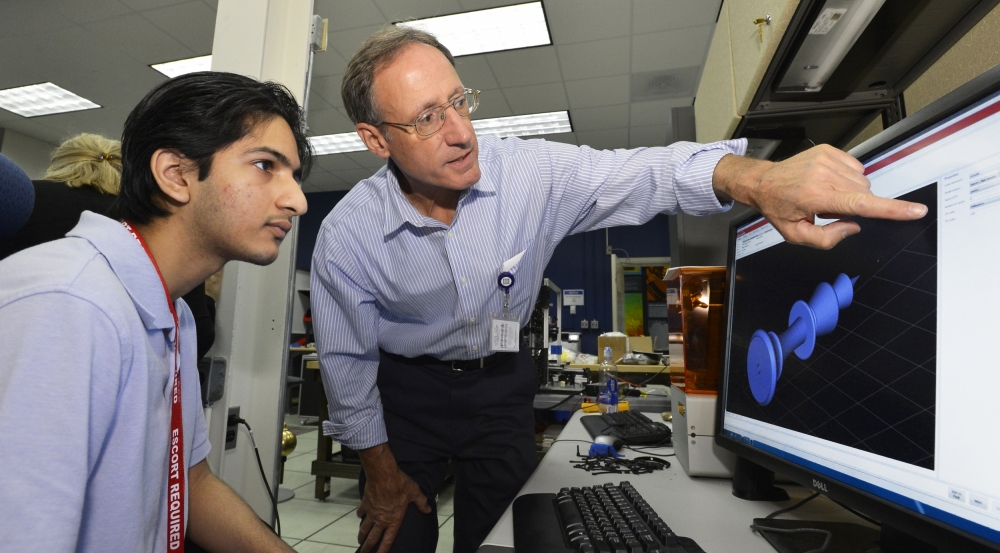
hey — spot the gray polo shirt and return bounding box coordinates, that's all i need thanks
[0,211,210,552]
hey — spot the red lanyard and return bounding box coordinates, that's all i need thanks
[122,220,186,552]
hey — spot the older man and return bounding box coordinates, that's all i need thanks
[311,26,925,553]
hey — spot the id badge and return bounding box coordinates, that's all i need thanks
[490,313,520,352]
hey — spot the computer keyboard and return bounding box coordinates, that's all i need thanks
[513,481,705,553]
[581,411,672,446]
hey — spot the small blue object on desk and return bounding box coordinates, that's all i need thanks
[587,443,622,457]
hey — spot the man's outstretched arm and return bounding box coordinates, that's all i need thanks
[713,144,928,249]
[186,460,294,553]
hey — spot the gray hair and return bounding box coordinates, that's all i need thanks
[341,25,456,132]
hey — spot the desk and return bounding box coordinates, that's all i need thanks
[478,410,876,552]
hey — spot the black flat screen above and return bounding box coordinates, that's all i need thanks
[718,63,1000,551]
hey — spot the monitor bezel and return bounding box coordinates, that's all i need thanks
[715,63,1000,552]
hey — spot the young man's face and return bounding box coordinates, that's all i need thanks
[372,43,480,192]
[191,116,307,266]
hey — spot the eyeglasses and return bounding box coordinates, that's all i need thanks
[378,88,480,137]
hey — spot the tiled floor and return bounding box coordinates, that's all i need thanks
[277,428,456,553]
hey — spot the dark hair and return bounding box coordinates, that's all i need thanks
[113,71,313,224]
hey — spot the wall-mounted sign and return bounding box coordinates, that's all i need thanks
[563,289,585,306]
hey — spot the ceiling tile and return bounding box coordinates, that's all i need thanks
[311,49,348,78]
[544,0,631,44]
[142,1,218,54]
[202,0,218,9]
[534,131,576,146]
[306,108,355,135]
[632,24,713,73]
[577,128,629,151]
[332,167,380,185]
[455,54,498,91]
[632,0,722,35]
[120,0,189,9]
[569,104,629,132]
[457,0,525,10]
[302,182,325,193]
[54,0,133,25]
[314,154,363,172]
[556,37,630,81]
[629,124,670,148]
[501,82,568,115]
[307,90,334,112]
[373,0,464,22]
[565,75,630,109]
[328,24,385,62]
[84,13,195,65]
[470,89,512,119]
[0,1,76,38]
[310,75,345,109]
[318,0,387,31]
[486,46,561,88]
[346,151,386,169]
[628,97,689,127]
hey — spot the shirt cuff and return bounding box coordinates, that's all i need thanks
[322,409,388,450]
[676,138,748,216]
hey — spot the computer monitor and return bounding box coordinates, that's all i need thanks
[717,64,1000,552]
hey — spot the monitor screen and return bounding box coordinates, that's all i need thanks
[718,72,1000,549]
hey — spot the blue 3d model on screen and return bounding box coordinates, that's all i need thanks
[747,273,858,405]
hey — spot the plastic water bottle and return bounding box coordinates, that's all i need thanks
[598,347,619,413]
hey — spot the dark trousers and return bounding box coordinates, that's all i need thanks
[358,348,538,553]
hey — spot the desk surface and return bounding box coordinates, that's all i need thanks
[478,410,875,552]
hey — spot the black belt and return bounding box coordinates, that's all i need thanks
[447,351,516,372]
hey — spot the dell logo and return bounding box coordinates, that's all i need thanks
[812,479,828,492]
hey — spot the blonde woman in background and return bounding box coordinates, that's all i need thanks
[0,132,220,358]
[0,133,121,260]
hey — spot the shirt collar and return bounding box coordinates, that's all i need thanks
[381,150,497,237]
[67,211,178,331]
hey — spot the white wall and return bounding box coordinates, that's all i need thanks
[0,128,54,179]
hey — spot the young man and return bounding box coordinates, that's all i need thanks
[0,72,309,552]
[312,26,927,553]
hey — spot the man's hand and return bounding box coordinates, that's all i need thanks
[357,444,431,553]
[713,145,928,249]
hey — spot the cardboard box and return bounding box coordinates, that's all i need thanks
[597,334,628,363]
[629,335,653,353]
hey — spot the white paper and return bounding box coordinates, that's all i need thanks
[490,317,520,352]
[501,250,526,273]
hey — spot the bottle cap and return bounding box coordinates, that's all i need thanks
[604,346,612,361]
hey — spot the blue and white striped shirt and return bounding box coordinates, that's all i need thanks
[311,135,747,448]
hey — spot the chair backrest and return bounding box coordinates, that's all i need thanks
[0,153,34,238]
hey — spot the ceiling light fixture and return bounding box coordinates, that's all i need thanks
[395,2,550,57]
[151,55,213,78]
[309,133,367,155]
[308,111,573,156]
[777,0,886,93]
[0,82,101,118]
[471,111,571,139]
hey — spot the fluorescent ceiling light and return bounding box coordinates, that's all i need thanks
[395,2,550,57]
[472,111,571,138]
[309,133,367,155]
[151,55,213,78]
[0,82,100,117]
[309,111,572,156]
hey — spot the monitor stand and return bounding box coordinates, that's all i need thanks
[732,457,790,501]
[752,520,937,553]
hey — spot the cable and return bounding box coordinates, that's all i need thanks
[634,365,669,387]
[829,497,881,527]
[765,492,821,519]
[546,391,584,411]
[237,419,281,537]
[748,525,832,553]
[749,492,831,553]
